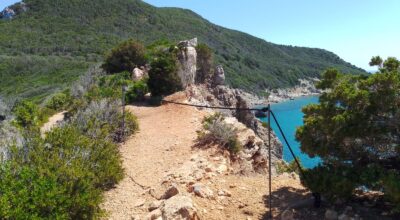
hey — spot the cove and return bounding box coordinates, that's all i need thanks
[260,96,322,168]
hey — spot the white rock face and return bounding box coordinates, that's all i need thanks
[177,38,198,88]
[132,67,146,81]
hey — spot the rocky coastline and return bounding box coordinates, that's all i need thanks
[242,78,321,106]
[266,78,321,104]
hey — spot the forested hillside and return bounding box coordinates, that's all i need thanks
[0,0,366,100]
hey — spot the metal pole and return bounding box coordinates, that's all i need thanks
[268,104,272,219]
[121,85,126,143]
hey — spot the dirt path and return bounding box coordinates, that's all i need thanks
[102,98,309,220]
[102,101,208,219]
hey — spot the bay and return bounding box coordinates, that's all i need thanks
[260,96,322,168]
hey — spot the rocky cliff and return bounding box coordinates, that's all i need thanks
[173,38,283,174]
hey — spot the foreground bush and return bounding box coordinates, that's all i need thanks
[0,125,117,219]
[296,57,400,211]
[0,162,102,219]
[197,113,241,153]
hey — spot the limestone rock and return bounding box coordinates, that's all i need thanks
[190,184,214,199]
[132,67,146,81]
[161,196,198,220]
[217,189,232,197]
[177,38,197,88]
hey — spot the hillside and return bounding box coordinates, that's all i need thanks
[0,0,366,100]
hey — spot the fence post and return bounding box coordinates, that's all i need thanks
[121,85,127,143]
[268,104,272,219]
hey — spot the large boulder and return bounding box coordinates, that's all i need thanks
[161,196,198,220]
[177,38,198,88]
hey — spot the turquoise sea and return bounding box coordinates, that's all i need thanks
[260,96,322,168]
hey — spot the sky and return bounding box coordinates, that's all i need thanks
[1,0,399,71]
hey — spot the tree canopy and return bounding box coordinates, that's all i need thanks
[296,57,400,211]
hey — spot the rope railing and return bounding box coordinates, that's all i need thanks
[161,99,269,112]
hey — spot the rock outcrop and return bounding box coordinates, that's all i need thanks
[132,67,147,81]
[0,7,15,19]
[187,84,283,163]
[0,2,27,20]
[177,38,198,88]
[213,65,225,86]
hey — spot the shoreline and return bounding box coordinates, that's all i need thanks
[246,79,322,106]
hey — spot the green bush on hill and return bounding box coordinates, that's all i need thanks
[102,40,147,74]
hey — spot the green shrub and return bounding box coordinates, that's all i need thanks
[301,165,358,201]
[0,128,107,219]
[148,52,182,96]
[102,40,147,74]
[296,58,400,211]
[46,91,72,111]
[45,125,124,189]
[0,163,102,219]
[198,113,241,154]
[73,99,138,143]
[13,100,40,129]
[126,79,149,103]
[196,43,214,83]
[0,112,131,218]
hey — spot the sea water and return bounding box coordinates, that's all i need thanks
[260,96,322,168]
